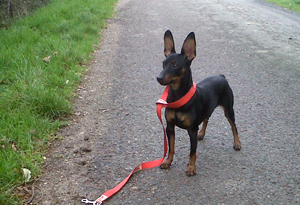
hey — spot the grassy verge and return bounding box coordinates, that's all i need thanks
[265,0,300,13]
[0,0,116,203]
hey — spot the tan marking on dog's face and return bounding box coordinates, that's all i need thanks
[170,68,186,90]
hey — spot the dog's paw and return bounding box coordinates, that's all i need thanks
[233,143,241,150]
[160,160,172,169]
[197,134,205,140]
[186,165,197,176]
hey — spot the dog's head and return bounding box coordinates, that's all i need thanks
[157,30,196,88]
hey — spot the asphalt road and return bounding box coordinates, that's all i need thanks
[35,0,300,204]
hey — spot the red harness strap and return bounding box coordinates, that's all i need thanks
[82,82,197,205]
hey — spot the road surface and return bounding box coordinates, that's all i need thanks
[35,0,300,204]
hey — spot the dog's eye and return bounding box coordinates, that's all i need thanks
[162,61,166,68]
[173,64,178,68]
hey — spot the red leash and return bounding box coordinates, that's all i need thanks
[82,82,197,205]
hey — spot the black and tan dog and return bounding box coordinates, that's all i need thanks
[157,30,241,176]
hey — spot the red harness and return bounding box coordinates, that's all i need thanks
[82,82,197,205]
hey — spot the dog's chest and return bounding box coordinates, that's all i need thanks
[165,109,192,128]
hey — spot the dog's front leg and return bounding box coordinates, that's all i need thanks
[160,124,175,169]
[186,129,198,176]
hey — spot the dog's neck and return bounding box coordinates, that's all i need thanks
[168,67,194,102]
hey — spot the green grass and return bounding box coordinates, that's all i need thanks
[0,0,116,203]
[266,0,300,13]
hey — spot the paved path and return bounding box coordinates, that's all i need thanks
[35,0,300,204]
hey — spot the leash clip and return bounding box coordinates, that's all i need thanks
[82,198,102,205]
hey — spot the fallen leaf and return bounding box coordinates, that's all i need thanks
[43,56,51,62]
[22,168,31,182]
[12,143,17,151]
[16,193,26,197]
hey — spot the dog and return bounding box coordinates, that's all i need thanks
[156,30,241,176]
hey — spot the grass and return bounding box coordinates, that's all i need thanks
[0,0,116,204]
[266,0,300,13]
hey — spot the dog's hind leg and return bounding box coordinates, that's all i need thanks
[221,105,241,150]
[198,119,209,140]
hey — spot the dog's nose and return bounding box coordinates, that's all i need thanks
[157,76,163,81]
[157,76,164,84]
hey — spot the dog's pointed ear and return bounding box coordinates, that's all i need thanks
[164,30,176,57]
[181,32,196,61]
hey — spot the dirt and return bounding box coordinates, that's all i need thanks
[33,0,300,204]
